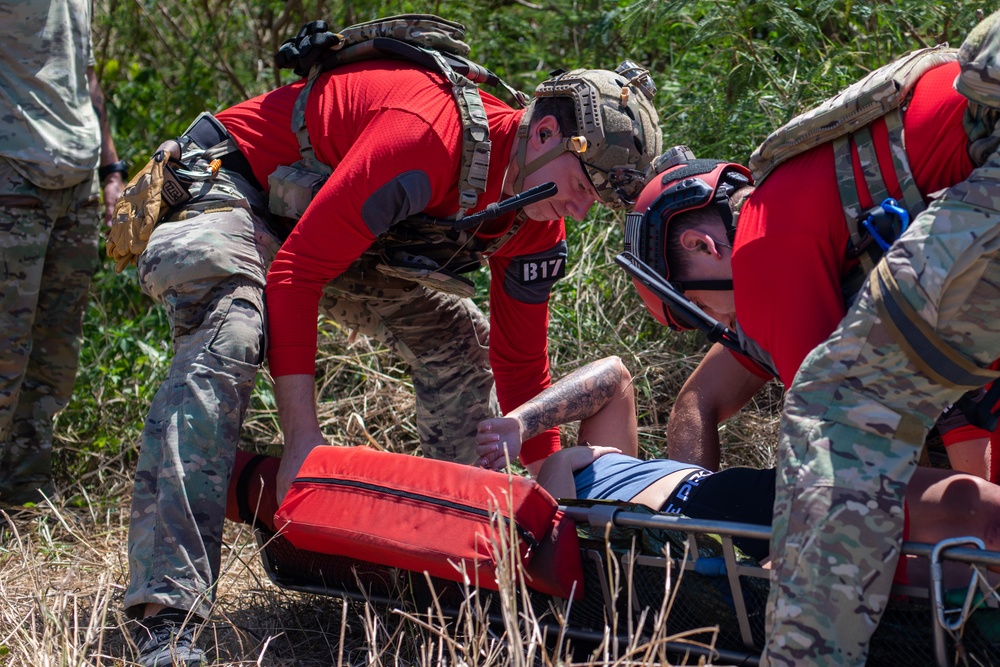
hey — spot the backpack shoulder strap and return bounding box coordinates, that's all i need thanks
[749,45,956,185]
[280,16,500,218]
[290,68,334,178]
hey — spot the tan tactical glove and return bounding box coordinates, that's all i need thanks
[106,150,183,273]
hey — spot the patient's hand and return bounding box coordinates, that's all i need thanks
[564,444,621,471]
[476,417,524,470]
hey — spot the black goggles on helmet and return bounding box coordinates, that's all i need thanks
[584,163,648,207]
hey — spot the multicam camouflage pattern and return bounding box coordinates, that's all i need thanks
[124,171,279,619]
[958,9,1000,167]
[528,67,661,209]
[334,14,470,56]
[0,0,101,189]
[282,13,472,71]
[762,132,1000,666]
[266,164,327,221]
[0,157,100,505]
[956,9,1000,109]
[319,256,500,464]
[748,45,956,186]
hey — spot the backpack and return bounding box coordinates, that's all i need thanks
[274,445,585,599]
[269,15,525,224]
[746,25,1000,413]
[748,45,957,278]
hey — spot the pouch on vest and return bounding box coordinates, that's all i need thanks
[374,251,477,298]
[273,445,584,599]
[267,164,326,221]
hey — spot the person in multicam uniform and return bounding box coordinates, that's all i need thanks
[111,19,662,665]
[0,0,123,506]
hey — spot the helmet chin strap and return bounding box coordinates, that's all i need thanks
[512,114,586,195]
[670,278,734,291]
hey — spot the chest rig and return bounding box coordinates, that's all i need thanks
[271,15,528,297]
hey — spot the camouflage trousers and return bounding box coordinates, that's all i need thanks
[0,157,99,505]
[320,260,499,464]
[762,147,1000,665]
[124,171,280,619]
[125,172,499,617]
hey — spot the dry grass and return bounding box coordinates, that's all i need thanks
[0,481,725,666]
[0,220,781,665]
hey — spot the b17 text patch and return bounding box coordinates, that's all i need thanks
[504,241,569,304]
[516,256,566,284]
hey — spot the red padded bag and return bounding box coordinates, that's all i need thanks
[274,445,581,595]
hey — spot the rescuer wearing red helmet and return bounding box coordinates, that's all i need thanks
[629,100,992,476]
[627,28,1000,666]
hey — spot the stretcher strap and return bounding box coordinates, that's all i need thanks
[237,454,272,530]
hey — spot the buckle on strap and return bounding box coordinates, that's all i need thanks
[860,197,911,253]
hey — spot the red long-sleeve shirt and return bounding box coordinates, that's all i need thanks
[217,61,565,463]
[732,62,974,387]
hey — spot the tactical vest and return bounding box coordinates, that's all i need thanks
[270,15,527,296]
[738,46,958,377]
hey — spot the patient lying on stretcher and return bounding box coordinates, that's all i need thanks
[475,356,1000,570]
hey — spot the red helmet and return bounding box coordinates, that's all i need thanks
[623,146,752,330]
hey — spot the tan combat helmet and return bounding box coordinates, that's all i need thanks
[514,61,663,210]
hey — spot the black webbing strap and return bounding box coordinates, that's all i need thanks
[236,454,271,531]
[871,261,1000,390]
[959,381,1000,432]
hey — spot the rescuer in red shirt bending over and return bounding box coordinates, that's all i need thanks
[108,17,660,665]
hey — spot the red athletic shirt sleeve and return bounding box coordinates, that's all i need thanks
[483,220,566,464]
[733,62,972,387]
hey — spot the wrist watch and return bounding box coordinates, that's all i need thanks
[98,160,128,183]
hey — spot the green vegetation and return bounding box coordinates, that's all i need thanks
[73,0,981,480]
[4,2,985,665]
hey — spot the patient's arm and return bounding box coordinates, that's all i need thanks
[535,445,621,499]
[476,356,638,471]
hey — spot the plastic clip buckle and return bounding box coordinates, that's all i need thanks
[861,197,911,252]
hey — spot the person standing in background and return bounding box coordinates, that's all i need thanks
[0,0,124,505]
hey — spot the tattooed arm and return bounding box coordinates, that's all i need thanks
[476,356,639,472]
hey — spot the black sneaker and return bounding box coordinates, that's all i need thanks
[132,608,206,667]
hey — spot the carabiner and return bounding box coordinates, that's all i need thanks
[861,198,911,252]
